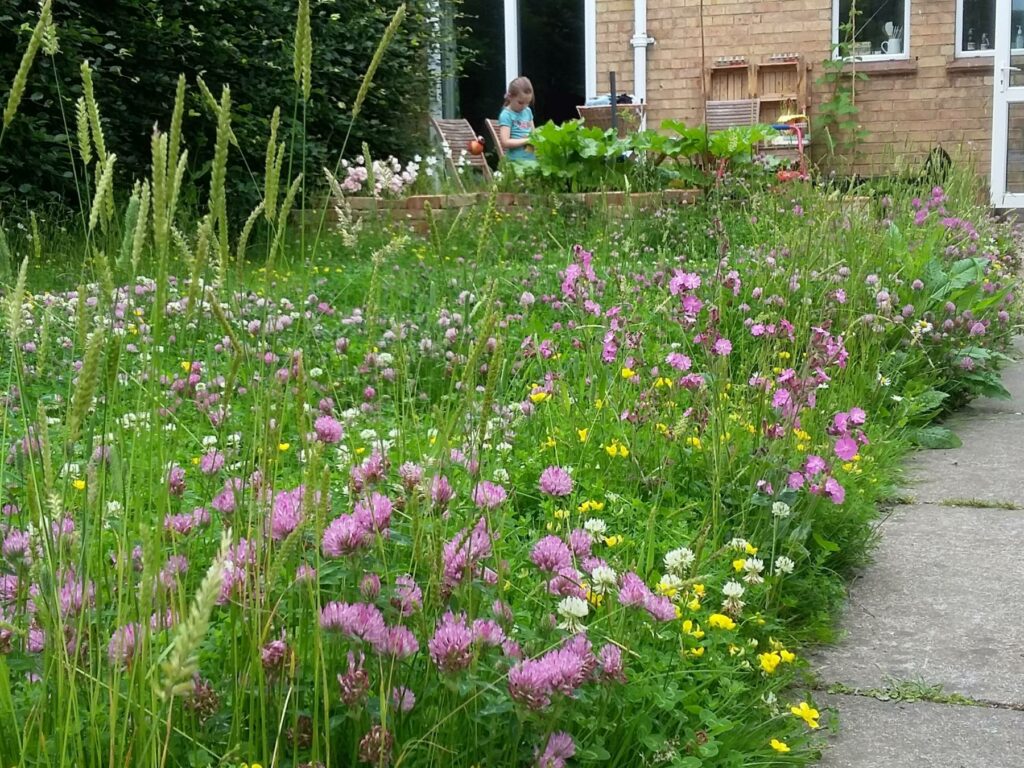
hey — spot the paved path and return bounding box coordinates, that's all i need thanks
[814,338,1024,768]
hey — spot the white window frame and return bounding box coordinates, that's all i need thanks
[956,0,1024,58]
[832,0,912,62]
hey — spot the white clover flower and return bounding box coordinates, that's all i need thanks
[556,596,589,633]
[657,573,684,595]
[583,518,608,538]
[723,580,745,598]
[202,435,218,448]
[664,547,695,573]
[774,556,795,575]
[742,558,765,585]
[496,441,513,453]
[492,468,510,484]
[308,366,324,378]
[771,501,791,519]
[728,537,749,551]
[590,565,618,594]
[359,428,378,441]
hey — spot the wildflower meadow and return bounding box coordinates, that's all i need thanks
[0,3,1021,768]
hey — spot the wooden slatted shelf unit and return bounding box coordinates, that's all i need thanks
[753,55,807,124]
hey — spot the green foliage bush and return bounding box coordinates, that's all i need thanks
[0,0,437,217]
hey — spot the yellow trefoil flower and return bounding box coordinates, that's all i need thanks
[553,508,569,520]
[685,436,702,450]
[732,558,746,572]
[791,701,820,729]
[71,479,86,491]
[654,377,673,388]
[781,649,797,663]
[689,646,705,657]
[577,428,589,443]
[541,435,557,449]
[620,367,636,379]
[744,543,758,555]
[770,739,790,753]
[693,584,706,597]
[578,499,605,514]
[603,535,623,548]
[708,613,736,631]
[681,620,705,639]
[604,440,629,458]
[529,390,550,404]
[278,442,290,452]
[758,651,782,674]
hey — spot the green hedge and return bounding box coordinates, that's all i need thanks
[0,0,437,217]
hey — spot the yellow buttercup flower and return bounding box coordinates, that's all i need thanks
[71,479,86,491]
[278,442,290,452]
[791,701,820,729]
[180,361,191,372]
[708,613,736,630]
[770,739,790,753]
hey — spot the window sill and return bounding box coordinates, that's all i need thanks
[840,59,918,76]
[946,57,994,74]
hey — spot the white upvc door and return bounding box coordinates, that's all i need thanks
[501,0,597,100]
[991,0,1024,207]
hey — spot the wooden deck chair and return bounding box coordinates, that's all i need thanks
[704,99,760,132]
[429,117,492,190]
[484,118,506,160]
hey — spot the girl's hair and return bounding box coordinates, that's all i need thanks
[503,76,534,108]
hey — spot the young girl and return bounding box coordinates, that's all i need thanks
[497,77,535,162]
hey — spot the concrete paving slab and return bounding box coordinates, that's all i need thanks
[901,414,1024,507]
[814,505,1024,705]
[817,694,1024,768]
[965,337,1024,415]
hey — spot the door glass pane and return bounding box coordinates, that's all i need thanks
[1011,0,1024,86]
[1007,104,1024,194]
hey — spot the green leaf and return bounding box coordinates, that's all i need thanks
[812,532,840,552]
[910,426,962,449]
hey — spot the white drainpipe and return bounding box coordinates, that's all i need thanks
[630,0,655,128]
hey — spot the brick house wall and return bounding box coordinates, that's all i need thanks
[594,0,994,175]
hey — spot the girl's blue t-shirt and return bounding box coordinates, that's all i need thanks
[498,106,534,161]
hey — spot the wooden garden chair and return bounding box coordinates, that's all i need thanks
[485,118,506,160]
[429,117,492,190]
[704,98,760,132]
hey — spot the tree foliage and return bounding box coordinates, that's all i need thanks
[0,0,437,217]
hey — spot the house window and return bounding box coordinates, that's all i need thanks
[834,0,910,60]
[956,0,1024,57]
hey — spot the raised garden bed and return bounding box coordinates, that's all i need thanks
[304,189,700,232]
